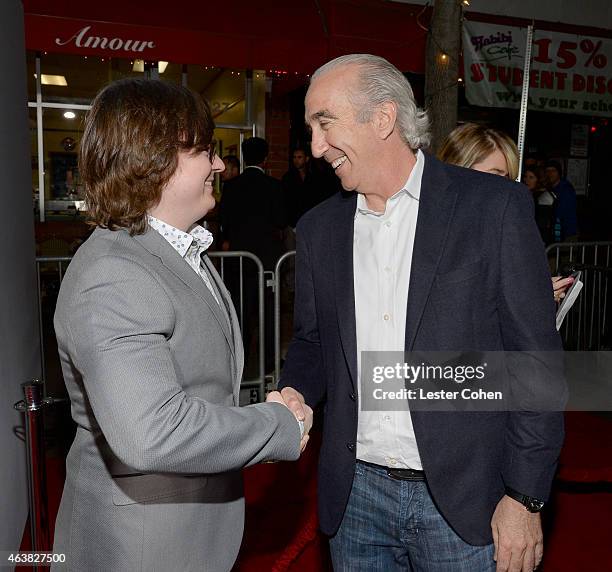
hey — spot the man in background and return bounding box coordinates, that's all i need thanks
[282,146,341,229]
[221,154,240,186]
[282,146,314,229]
[219,137,285,372]
[544,159,578,241]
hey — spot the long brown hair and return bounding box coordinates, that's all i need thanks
[80,78,215,235]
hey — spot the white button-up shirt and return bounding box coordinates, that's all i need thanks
[147,216,219,305]
[353,149,424,470]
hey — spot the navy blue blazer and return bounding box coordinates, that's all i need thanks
[279,153,564,545]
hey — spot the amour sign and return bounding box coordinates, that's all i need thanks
[55,26,155,54]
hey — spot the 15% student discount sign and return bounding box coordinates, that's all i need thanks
[463,21,612,117]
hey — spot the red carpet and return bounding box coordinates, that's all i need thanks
[20,415,612,571]
[234,432,331,571]
[542,412,612,571]
[557,412,612,483]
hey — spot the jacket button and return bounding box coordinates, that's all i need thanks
[347,442,355,452]
[349,392,356,401]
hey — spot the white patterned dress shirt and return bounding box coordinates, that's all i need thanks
[147,216,219,305]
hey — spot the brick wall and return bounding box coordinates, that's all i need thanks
[265,92,290,180]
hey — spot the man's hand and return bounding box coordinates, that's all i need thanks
[491,495,543,572]
[266,388,313,453]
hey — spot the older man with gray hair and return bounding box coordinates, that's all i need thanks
[279,54,563,572]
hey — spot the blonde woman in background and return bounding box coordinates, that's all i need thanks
[439,123,572,301]
[439,123,519,180]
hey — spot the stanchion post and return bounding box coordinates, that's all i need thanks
[14,379,52,556]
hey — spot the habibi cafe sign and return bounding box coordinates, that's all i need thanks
[463,22,612,117]
[55,26,156,54]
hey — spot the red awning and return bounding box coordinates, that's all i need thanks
[23,0,427,75]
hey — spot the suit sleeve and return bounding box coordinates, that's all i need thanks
[62,255,300,474]
[278,222,327,408]
[497,185,567,501]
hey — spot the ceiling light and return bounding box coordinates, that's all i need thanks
[63,111,76,119]
[132,60,167,73]
[34,74,68,86]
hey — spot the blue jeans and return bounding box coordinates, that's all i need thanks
[329,461,495,571]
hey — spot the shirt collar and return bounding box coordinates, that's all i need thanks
[356,149,424,216]
[147,215,213,258]
[244,165,265,174]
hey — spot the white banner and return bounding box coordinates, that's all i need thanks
[463,21,612,117]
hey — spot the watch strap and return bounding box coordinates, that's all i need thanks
[505,486,545,512]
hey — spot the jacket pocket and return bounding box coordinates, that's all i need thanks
[435,259,482,286]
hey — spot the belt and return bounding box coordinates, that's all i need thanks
[386,467,426,481]
[358,460,426,482]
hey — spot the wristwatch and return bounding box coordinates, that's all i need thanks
[505,486,545,513]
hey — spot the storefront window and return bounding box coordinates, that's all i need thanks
[156,60,183,86]
[29,107,39,213]
[43,108,84,197]
[188,65,246,124]
[39,52,144,104]
[28,50,266,225]
[26,51,37,101]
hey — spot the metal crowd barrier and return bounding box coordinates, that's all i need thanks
[36,241,612,404]
[271,243,612,376]
[36,251,268,401]
[274,251,296,383]
[546,242,612,350]
[209,251,267,400]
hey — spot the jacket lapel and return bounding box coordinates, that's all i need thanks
[404,154,458,350]
[134,229,234,353]
[332,193,359,391]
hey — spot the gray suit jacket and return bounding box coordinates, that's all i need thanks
[52,227,300,572]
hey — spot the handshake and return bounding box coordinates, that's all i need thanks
[266,387,313,453]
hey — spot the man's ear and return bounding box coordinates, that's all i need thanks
[375,101,397,140]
